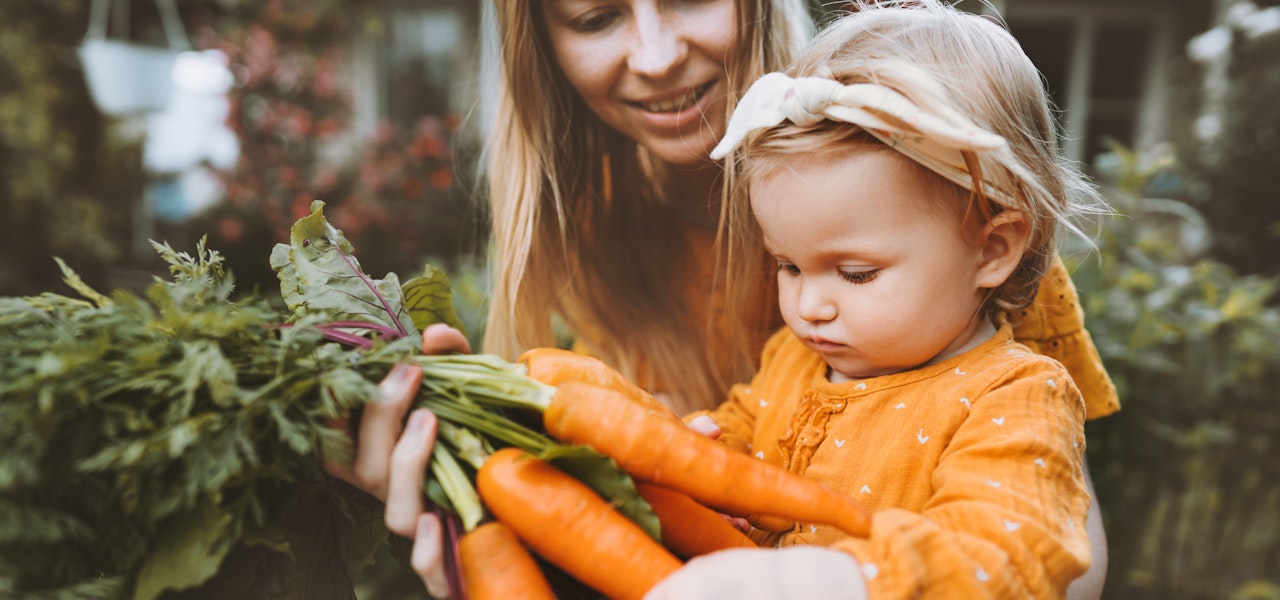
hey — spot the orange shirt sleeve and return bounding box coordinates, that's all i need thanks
[1013,255,1120,419]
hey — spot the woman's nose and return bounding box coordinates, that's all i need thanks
[627,7,687,78]
[796,281,838,323]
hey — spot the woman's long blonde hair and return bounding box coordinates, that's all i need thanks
[720,0,1107,347]
[482,0,813,413]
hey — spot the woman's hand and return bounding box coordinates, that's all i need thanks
[643,546,868,600]
[323,323,470,598]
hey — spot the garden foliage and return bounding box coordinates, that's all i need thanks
[1071,144,1280,599]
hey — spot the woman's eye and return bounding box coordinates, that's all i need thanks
[570,9,620,32]
[838,269,878,284]
[776,261,800,276]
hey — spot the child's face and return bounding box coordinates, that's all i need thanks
[751,149,994,381]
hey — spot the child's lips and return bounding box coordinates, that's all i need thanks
[806,336,847,352]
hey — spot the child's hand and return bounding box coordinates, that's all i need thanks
[682,414,756,533]
[686,414,722,439]
[643,546,868,600]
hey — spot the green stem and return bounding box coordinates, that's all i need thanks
[437,421,492,470]
[414,354,555,411]
[430,445,483,531]
[419,396,553,454]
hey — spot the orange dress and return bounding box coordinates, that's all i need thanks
[702,324,1092,598]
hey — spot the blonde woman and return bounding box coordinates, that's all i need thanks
[331,1,1116,597]
[482,0,812,416]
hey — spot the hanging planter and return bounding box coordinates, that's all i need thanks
[77,0,191,117]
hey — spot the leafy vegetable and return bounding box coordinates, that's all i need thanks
[0,202,654,600]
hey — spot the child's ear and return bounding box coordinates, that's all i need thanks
[975,210,1031,289]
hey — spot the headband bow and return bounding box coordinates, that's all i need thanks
[711,72,1014,205]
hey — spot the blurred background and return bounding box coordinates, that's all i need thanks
[1,0,1276,597]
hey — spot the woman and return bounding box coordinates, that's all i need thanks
[483,0,812,416]
[329,1,1114,597]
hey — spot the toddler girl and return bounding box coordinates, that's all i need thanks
[649,1,1104,597]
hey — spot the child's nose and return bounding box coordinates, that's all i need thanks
[797,282,838,323]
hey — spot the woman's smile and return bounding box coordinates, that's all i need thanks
[628,80,716,113]
[626,80,720,129]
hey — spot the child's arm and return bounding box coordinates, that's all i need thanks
[681,328,795,452]
[684,382,758,453]
[831,359,1091,598]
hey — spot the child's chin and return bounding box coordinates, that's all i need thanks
[828,362,902,383]
[826,366,861,384]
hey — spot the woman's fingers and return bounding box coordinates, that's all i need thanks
[411,512,451,599]
[326,363,422,499]
[422,323,471,355]
[384,408,438,537]
[327,323,464,495]
[323,363,421,494]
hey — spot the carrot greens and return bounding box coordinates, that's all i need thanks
[0,201,655,600]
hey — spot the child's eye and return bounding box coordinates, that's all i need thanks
[838,269,878,284]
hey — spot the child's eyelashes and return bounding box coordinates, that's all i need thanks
[775,261,879,284]
[838,269,878,284]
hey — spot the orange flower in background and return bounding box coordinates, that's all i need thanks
[444,112,463,132]
[401,178,424,199]
[410,135,446,160]
[218,218,244,243]
[430,167,452,192]
[291,194,314,220]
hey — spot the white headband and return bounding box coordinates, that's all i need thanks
[711,72,1015,206]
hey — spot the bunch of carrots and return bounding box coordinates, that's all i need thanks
[436,348,873,600]
[261,202,869,598]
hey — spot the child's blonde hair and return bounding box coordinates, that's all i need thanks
[482,0,813,413]
[720,0,1105,333]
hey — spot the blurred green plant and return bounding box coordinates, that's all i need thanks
[1070,142,1280,599]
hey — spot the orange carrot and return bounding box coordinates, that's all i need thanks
[459,521,555,600]
[635,482,757,558]
[476,447,682,600]
[542,381,873,538]
[518,348,676,418]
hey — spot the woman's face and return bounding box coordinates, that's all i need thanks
[541,0,737,167]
